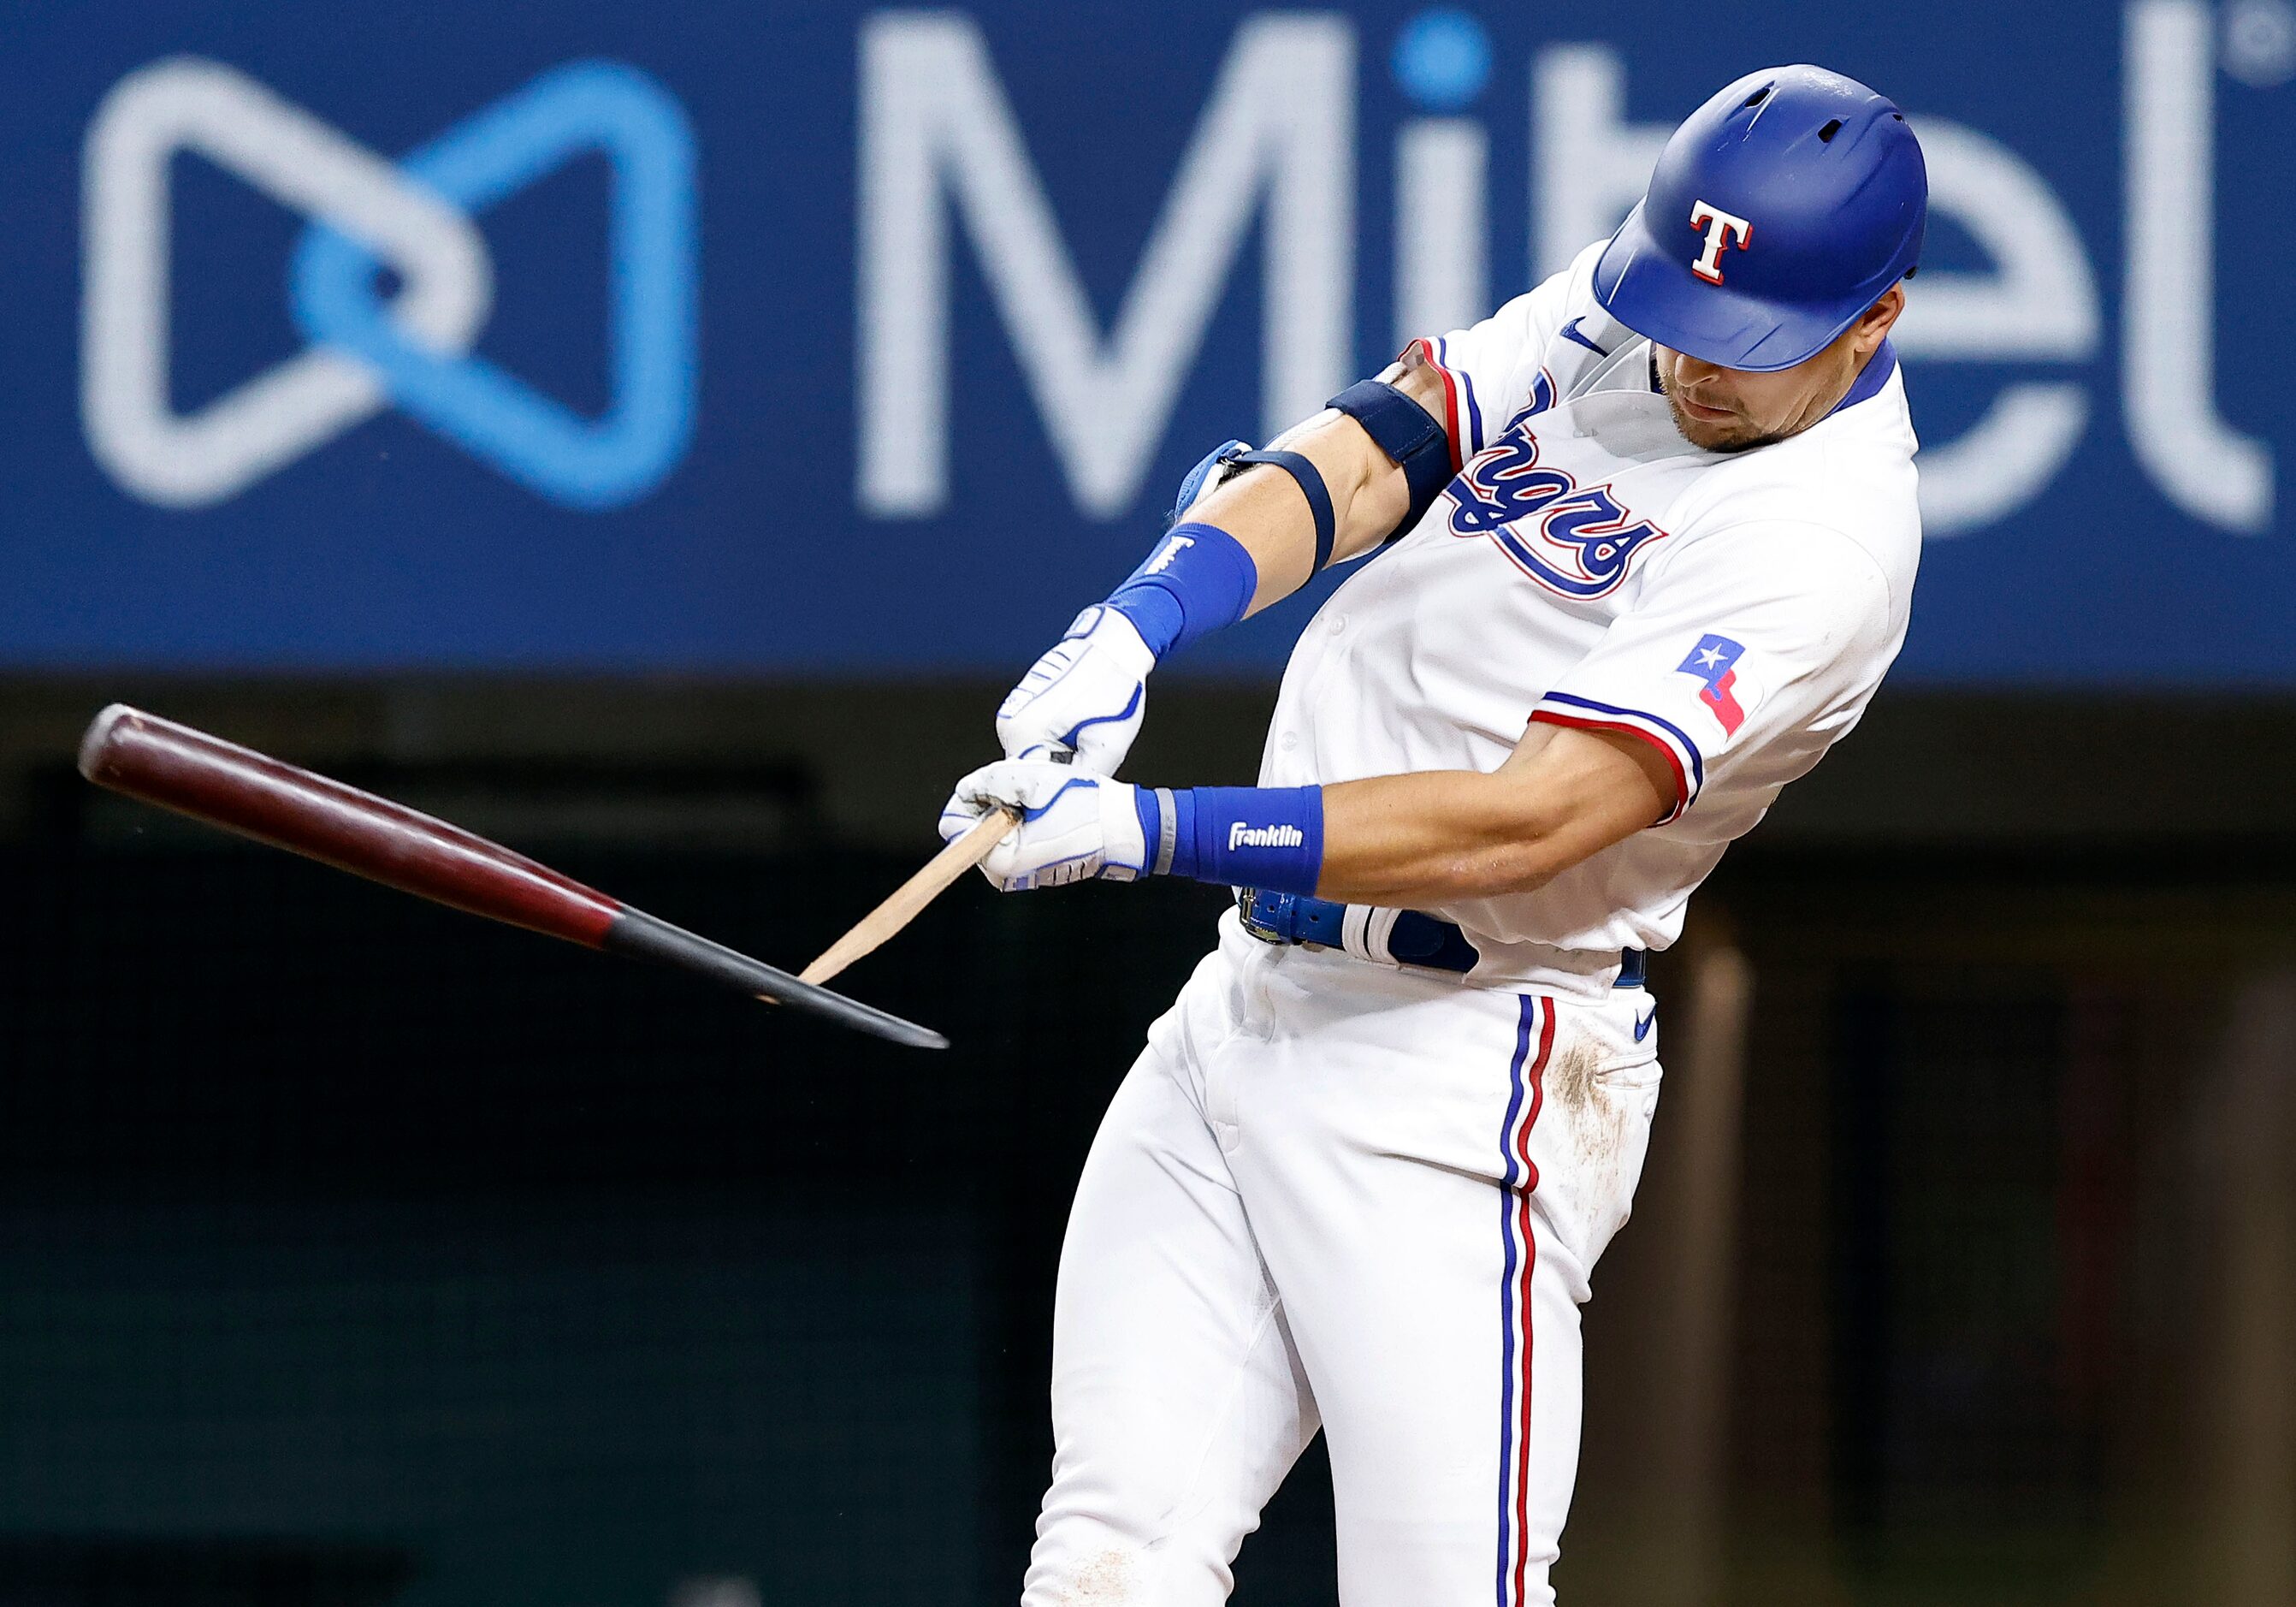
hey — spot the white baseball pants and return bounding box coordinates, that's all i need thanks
[1022,914,1663,1606]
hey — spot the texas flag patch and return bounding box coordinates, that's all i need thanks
[1676,634,1749,734]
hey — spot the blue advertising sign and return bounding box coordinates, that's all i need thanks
[2,1,2292,680]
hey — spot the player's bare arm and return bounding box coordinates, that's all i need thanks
[1309,723,1673,905]
[988,359,1453,776]
[1174,359,1447,609]
[951,346,1610,902]
[939,717,1670,904]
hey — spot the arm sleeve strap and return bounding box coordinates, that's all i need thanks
[1328,379,1454,540]
[1234,448,1335,572]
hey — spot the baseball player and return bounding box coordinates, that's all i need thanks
[939,66,1926,1605]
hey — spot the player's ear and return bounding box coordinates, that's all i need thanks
[1855,285,1908,353]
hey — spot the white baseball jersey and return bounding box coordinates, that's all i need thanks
[1257,240,1922,995]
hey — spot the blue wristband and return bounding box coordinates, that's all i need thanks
[1133,784,1324,896]
[1104,521,1258,660]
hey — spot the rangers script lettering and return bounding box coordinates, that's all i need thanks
[1444,428,1672,600]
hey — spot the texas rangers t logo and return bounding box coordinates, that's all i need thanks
[1677,634,1748,733]
[1688,199,1755,285]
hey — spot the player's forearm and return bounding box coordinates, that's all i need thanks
[943,726,1669,905]
[1312,769,1583,905]
[1128,725,1672,904]
[1086,422,1396,671]
[1313,719,1678,903]
[1110,771,1586,907]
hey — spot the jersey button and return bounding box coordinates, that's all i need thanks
[1327,613,1348,633]
[1280,732,1299,752]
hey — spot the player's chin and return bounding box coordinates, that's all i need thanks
[1668,401,1772,454]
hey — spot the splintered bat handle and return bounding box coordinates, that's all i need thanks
[798,806,1018,986]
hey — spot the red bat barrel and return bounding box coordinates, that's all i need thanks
[79,703,623,946]
[74,704,946,1050]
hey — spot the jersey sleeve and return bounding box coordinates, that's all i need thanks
[1398,243,1597,469]
[1526,524,1902,827]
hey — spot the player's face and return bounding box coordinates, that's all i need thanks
[1654,286,1907,453]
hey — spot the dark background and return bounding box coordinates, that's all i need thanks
[3,681,2294,1606]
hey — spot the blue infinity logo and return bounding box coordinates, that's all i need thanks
[291,62,697,509]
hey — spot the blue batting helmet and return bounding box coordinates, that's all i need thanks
[1592,65,1926,372]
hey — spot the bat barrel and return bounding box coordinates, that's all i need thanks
[79,703,624,948]
[76,705,949,1049]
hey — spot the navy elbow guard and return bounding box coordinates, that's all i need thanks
[1328,379,1454,539]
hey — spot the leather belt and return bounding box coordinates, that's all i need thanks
[1236,887,1648,987]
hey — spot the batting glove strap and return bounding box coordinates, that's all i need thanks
[1136,785,1324,897]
